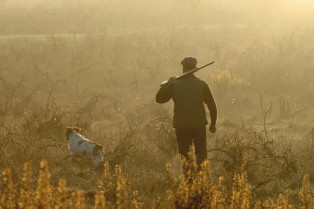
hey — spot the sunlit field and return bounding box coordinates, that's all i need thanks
[0,0,313,208]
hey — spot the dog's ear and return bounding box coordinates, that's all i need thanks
[65,127,73,140]
[73,127,81,133]
[65,127,81,140]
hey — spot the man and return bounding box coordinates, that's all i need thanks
[156,57,217,168]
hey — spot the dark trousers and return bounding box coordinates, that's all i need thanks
[175,126,207,168]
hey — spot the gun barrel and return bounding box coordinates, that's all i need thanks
[160,61,214,87]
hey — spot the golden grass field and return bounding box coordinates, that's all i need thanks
[0,0,313,208]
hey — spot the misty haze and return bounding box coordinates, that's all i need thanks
[0,0,313,208]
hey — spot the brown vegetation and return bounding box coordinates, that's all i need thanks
[0,0,314,208]
[0,159,313,208]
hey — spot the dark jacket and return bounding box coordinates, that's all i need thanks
[156,75,217,128]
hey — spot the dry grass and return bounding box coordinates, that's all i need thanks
[0,1,314,208]
[0,159,313,208]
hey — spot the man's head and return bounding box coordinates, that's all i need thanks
[181,57,197,72]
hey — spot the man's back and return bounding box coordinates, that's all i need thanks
[156,75,217,128]
[173,76,208,128]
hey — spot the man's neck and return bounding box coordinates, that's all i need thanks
[182,73,195,78]
[183,65,196,72]
[183,69,193,73]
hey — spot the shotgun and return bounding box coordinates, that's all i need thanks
[160,61,214,87]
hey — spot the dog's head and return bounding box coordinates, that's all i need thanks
[65,127,82,140]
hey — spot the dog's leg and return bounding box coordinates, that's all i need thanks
[63,154,70,160]
[71,153,80,164]
[55,154,71,165]
[95,162,104,172]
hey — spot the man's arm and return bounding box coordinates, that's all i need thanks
[156,78,174,103]
[203,82,217,128]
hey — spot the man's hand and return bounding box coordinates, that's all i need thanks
[167,77,175,84]
[209,125,216,133]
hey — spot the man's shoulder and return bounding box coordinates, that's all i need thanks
[174,76,208,86]
[193,77,208,86]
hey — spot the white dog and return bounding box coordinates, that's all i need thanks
[65,127,103,167]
